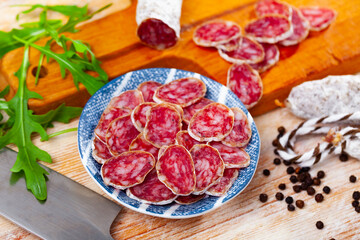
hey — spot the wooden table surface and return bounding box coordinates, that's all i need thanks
[1,1,360,240]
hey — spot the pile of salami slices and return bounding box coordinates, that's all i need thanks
[193,0,336,109]
[92,78,252,205]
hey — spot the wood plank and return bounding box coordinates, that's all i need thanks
[1,108,360,239]
[1,0,360,116]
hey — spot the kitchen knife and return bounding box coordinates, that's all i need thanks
[0,147,122,240]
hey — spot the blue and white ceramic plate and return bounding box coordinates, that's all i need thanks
[78,68,260,219]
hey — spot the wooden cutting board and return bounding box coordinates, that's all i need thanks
[1,0,360,116]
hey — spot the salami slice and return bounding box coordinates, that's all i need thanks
[127,170,177,205]
[144,103,182,148]
[175,194,206,205]
[210,142,250,168]
[244,15,292,43]
[137,81,162,102]
[190,144,225,194]
[217,37,242,52]
[222,107,252,147]
[129,133,159,160]
[188,103,234,142]
[299,7,336,31]
[136,0,183,49]
[193,20,241,47]
[206,168,239,196]
[131,102,156,132]
[106,115,140,156]
[92,137,113,164]
[94,107,132,143]
[108,90,144,110]
[255,0,292,19]
[156,145,196,195]
[280,8,310,46]
[218,36,265,64]
[154,78,206,107]
[183,97,214,124]
[101,151,155,189]
[249,43,279,73]
[227,63,263,109]
[176,130,201,151]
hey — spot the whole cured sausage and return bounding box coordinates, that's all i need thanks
[136,0,183,49]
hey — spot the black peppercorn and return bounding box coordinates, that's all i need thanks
[313,178,321,186]
[316,221,324,229]
[263,169,270,176]
[317,170,325,179]
[339,153,349,162]
[305,177,314,186]
[323,186,331,194]
[275,192,284,201]
[298,173,306,182]
[301,167,311,172]
[295,200,304,209]
[285,196,293,204]
[287,204,295,211]
[355,206,360,213]
[293,185,302,193]
[307,187,316,196]
[272,139,279,147]
[287,166,295,175]
[353,191,360,200]
[352,200,359,208]
[283,160,291,166]
[273,158,281,165]
[350,175,357,183]
[315,193,324,203]
[278,183,286,190]
[301,182,308,190]
[274,149,279,155]
[290,175,298,183]
[259,193,268,203]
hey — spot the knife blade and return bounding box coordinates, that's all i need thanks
[0,147,122,240]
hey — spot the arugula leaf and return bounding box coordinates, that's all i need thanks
[0,46,51,200]
[15,4,88,20]
[31,103,82,129]
[0,86,10,98]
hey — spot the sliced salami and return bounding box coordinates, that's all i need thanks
[193,20,241,47]
[154,78,206,107]
[222,107,252,147]
[227,63,263,109]
[94,107,132,143]
[92,136,113,164]
[183,97,214,124]
[188,103,234,142]
[190,144,225,194]
[217,37,242,52]
[105,115,139,156]
[206,168,239,196]
[244,15,292,43]
[210,142,250,168]
[299,7,336,31]
[249,43,279,73]
[176,130,201,151]
[280,7,310,46]
[137,81,162,102]
[218,36,265,64]
[255,0,292,19]
[131,102,156,132]
[127,170,177,205]
[101,151,155,189]
[175,194,206,205]
[144,103,182,148]
[156,145,196,195]
[136,0,183,49]
[108,90,144,110]
[129,133,159,160]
